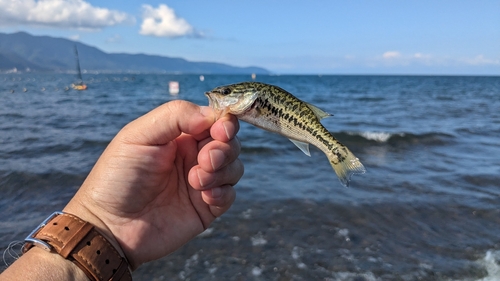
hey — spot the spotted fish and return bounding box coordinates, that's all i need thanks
[205,82,365,186]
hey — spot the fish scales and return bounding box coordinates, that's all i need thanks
[249,90,348,165]
[253,94,329,149]
[205,82,365,186]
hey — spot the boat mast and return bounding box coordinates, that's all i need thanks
[74,45,83,83]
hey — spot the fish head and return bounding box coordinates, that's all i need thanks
[205,82,259,118]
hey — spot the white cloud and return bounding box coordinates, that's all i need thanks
[382,51,401,59]
[411,53,436,65]
[139,4,200,38]
[0,0,134,30]
[376,51,500,69]
[413,53,428,59]
[69,34,80,41]
[106,34,122,43]
[460,54,500,66]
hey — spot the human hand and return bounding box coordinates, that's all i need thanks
[63,100,243,270]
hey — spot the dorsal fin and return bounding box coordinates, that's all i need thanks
[305,103,332,120]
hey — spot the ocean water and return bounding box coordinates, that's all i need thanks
[1,73,499,280]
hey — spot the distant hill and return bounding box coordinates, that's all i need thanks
[0,32,269,74]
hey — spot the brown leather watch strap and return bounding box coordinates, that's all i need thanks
[24,212,132,281]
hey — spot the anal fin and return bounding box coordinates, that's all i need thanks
[289,139,311,156]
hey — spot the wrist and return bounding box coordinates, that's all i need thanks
[22,211,132,281]
[63,203,129,262]
[64,183,142,270]
[1,246,88,281]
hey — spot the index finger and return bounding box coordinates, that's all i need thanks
[119,100,216,145]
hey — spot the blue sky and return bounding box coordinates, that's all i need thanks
[1,0,499,75]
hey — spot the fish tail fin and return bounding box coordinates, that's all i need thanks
[328,146,366,187]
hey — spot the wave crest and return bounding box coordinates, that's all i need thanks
[342,131,455,146]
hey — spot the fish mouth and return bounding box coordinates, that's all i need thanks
[204,91,219,108]
[204,91,226,120]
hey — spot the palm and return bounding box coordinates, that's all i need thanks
[65,101,241,270]
[95,133,214,266]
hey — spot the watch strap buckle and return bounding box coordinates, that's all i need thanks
[24,211,63,252]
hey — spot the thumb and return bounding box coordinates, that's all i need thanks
[119,100,215,145]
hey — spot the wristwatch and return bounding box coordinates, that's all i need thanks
[23,212,132,281]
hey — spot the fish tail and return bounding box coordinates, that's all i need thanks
[328,146,366,187]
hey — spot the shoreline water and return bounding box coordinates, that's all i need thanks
[3,198,499,280]
[132,199,500,281]
[1,74,499,280]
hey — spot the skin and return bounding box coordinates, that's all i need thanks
[1,100,243,279]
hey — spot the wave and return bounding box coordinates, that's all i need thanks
[0,139,109,159]
[337,131,456,146]
[237,131,455,158]
[473,250,500,281]
[237,131,455,156]
[0,170,85,191]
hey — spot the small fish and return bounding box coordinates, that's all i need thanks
[205,82,366,186]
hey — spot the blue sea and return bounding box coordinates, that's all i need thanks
[1,73,499,280]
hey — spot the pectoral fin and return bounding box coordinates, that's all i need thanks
[289,139,311,156]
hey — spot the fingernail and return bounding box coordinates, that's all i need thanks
[197,169,214,188]
[209,149,225,171]
[197,169,204,187]
[222,121,233,140]
[211,187,222,198]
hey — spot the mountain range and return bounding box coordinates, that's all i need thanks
[0,32,269,74]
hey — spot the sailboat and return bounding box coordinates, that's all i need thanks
[71,45,87,90]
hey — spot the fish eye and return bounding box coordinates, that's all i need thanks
[221,88,231,95]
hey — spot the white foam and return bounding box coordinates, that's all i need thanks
[241,208,252,219]
[252,266,263,276]
[291,246,302,260]
[331,271,380,281]
[475,250,500,281]
[251,232,267,246]
[296,262,307,269]
[207,265,218,274]
[359,132,394,142]
[185,253,199,268]
[179,252,200,279]
[337,228,351,242]
[197,227,214,238]
[291,246,308,269]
